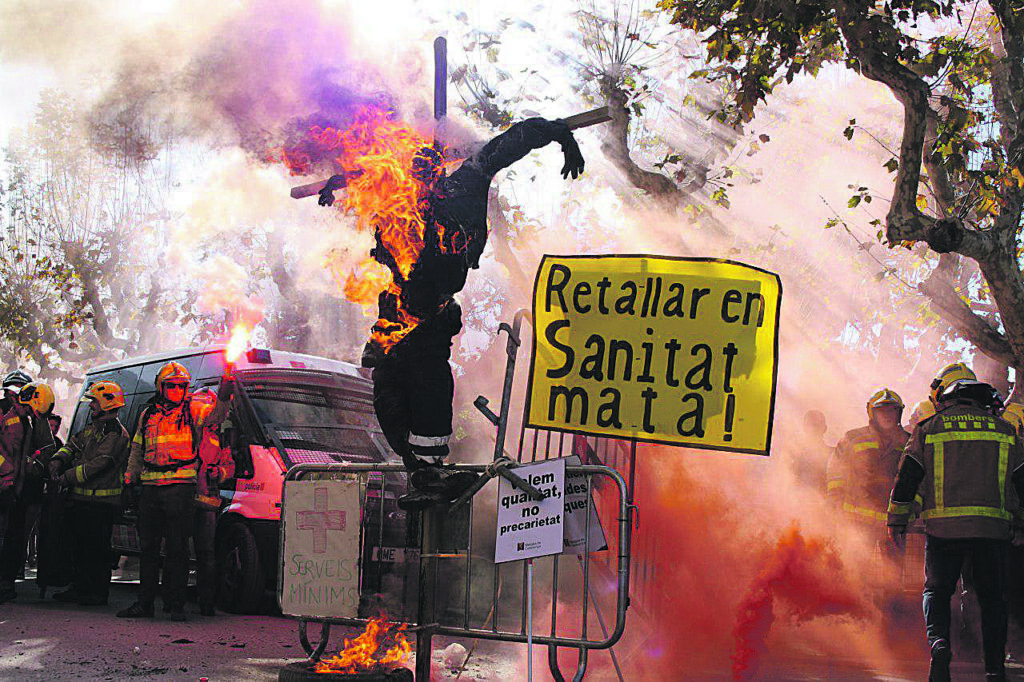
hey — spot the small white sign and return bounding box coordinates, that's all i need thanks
[279,479,361,618]
[495,459,566,564]
[561,455,608,554]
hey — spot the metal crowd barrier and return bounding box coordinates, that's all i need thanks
[281,459,632,682]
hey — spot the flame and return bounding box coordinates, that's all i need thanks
[225,323,252,364]
[313,616,412,673]
[281,105,461,354]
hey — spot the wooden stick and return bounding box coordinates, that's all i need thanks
[289,106,611,200]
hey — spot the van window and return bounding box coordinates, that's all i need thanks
[83,365,144,396]
[69,403,90,436]
[242,379,384,466]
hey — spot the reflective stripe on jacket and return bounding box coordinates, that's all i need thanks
[826,424,910,523]
[53,415,130,506]
[126,392,229,487]
[888,404,1024,539]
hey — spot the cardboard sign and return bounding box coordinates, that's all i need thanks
[495,459,566,564]
[562,455,608,554]
[527,255,781,455]
[279,479,361,618]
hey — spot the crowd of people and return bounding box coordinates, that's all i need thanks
[0,362,234,622]
[822,361,1024,682]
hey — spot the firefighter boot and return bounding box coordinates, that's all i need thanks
[986,674,1007,682]
[411,465,479,499]
[52,588,79,603]
[929,639,952,682]
[116,601,154,618]
[398,490,447,512]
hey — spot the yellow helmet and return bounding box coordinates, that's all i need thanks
[867,388,904,420]
[81,380,125,412]
[17,381,55,415]
[930,362,976,403]
[1002,403,1024,432]
[155,362,191,394]
[909,399,937,425]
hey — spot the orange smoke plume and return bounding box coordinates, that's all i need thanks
[730,526,870,681]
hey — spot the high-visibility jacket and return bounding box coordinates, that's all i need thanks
[52,414,130,505]
[888,403,1024,539]
[126,392,228,487]
[195,426,235,509]
[1,402,55,497]
[827,424,911,523]
[0,407,27,495]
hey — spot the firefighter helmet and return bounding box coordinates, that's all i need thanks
[909,399,937,425]
[2,369,32,391]
[17,381,54,415]
[155,362,191,394]
[930,362,976,403]
[81,380,125,412]
[937,379,1003,412]
[867,388,904,418]
[1003,402,1024,433]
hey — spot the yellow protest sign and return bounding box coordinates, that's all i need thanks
[526,255,781,455]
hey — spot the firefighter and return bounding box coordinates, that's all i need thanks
[0,379,56,604]
[0,370,33,413]
[888,378,1024,682]
[192,388,235,617]
[826,389,911,534]
[319,117,585,509]
[47,381,129,606]
[116,362,233,621]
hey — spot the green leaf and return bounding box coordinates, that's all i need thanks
[848,195,862,208]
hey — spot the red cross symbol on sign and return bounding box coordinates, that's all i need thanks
[296,487,346,554]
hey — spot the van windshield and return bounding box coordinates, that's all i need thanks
[241,378,388,467]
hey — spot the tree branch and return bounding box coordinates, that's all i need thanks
[598,77,702,209]
[919,253,1014,364]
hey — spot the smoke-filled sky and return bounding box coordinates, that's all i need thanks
[0,1,974,677]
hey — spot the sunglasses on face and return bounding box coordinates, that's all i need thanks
[165,383,188,391]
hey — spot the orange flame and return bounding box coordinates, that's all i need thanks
[282,105,461,354]
[313,616,412,674]
[309,106,433,281]
[225,323,252,364]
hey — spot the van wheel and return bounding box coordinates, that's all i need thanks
[217,522,264,614]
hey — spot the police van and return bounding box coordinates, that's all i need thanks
[71,345,413,614]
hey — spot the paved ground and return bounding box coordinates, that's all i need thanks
[3,565,1024,680]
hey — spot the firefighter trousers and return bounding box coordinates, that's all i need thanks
[138,484,194,610]
[372,351,454,471]
[0,494,28,588]
[923,535,1008,675]
[70,501,116,601]
[193,508,216,608]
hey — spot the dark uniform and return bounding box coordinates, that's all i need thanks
[50,413,130,604]
[118,363,231,620]
[193,405,234,616]
[0,394,55,602]
[828,423,910,527]
[888,382,1024,682]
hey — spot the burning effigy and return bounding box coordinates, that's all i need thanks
[283,103,585,509]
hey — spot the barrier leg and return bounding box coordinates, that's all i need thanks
[298,620,331,661]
